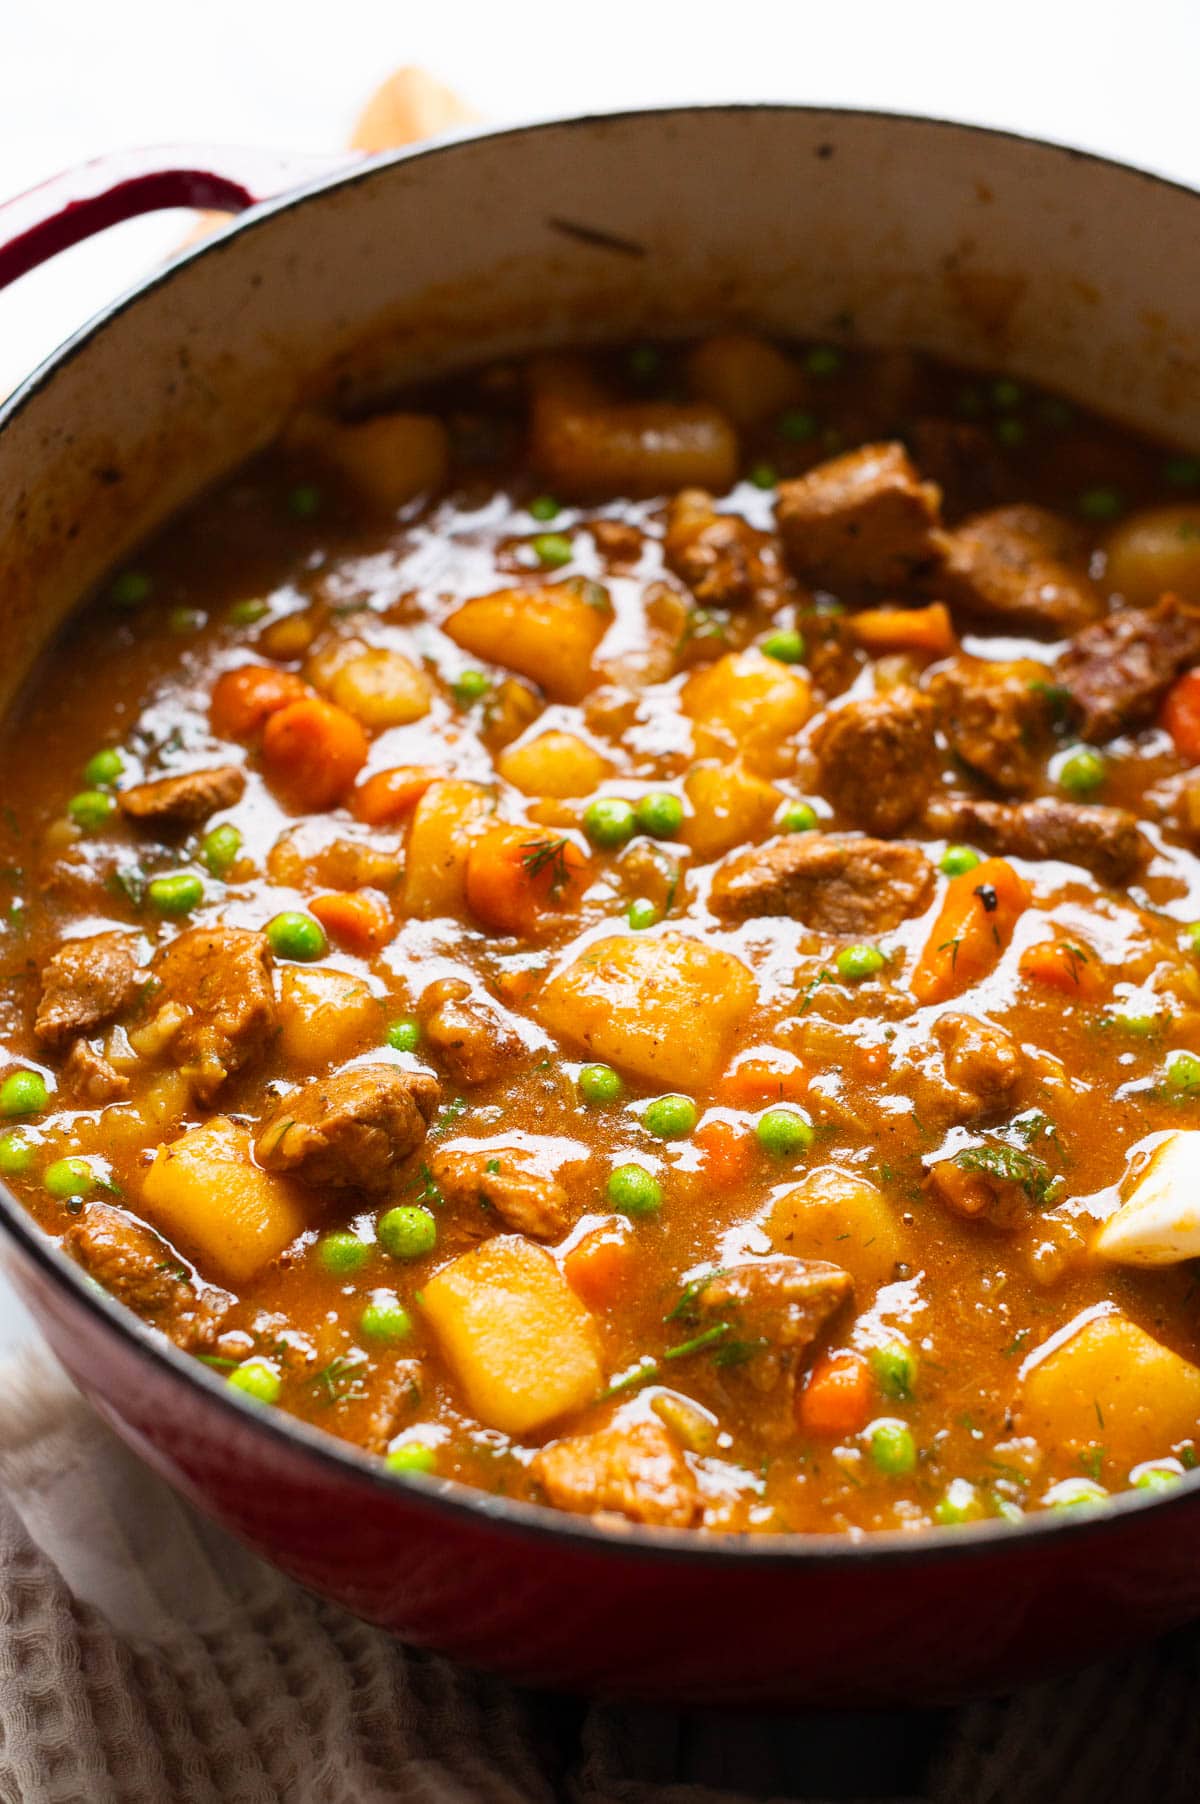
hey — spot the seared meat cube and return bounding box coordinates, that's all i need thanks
[420,977,526,1087]
[66,1201,229,1349]
[151,926,276,1101]
[934,1012,1023,1116]
[119,764,245,830]
[814,686,938,834]
[35,931,142,1048]
[924,795,1145,887]
[775,442,944,591]
[531,1419,701,1529]
[267,822,401,892]
[589,518,645,568]
[62,1037,130,1106]
[430,1146,569,1240]
[697,1256,853,1352]
[664,488,786,609]
[938,505,1102,637]
[926,1152,1043,1230]
[255,1063,440,1194]
[907,417,1010,520]
[708,834,934,934]
[1057,595,1200,743]
[928,657,1053,795]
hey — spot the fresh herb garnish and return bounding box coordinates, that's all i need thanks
[520,836,573,897]
[954,1143,1061,1207]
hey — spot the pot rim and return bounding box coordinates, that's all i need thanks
[3,98,1199,1572]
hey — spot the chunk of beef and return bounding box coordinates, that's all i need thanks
[267,823,401,893]
[35,931,141,1048]
[928,657,1053,795]
[62,1037,129,1106]
[664,489,786,609]
[66,1201,229,1349]
[255,1063,440,1194]
[531,1420,701,1529]
[590,518,645,568]
[119,764,245,830]
[709,834,934,934]
[933,1012,1022,1116]
[814,686,938,834]
[775,442,944,591]
[420,977,525,1087]
[1056,594,1200,743]
[696,1256,853,1352]
[907,417,1010,520]
[924,795,1146,886]
[938,505,1102,637]
[926,1154,1032,1231]
[429,1146,568,1239]
[151,926,276,1101]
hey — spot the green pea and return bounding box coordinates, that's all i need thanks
[627,344,660,379]
[1165,1051,1200,1094]
[627,898,660,931]
[1112,1007,1161,1039]
[990,378,1023,410]
[286,483,321,519]
[531,532,574,569]
[1180,922,1200,956]
[748,462,778,490]
[44,1156,95,1200]
[777,801,818,834]
[607,1163,663,1217]
[956,385,985,417]
[228,597,269,625]
[1132,1465,1181,1493]
[869,1342,917,1401]
[378,1204,437,1261]
[635,792,683,838]
[387,1440,437,1474]
[805,345,843,377]
[579,1063,622,1105]
[68,790,115,832]
[0,1070,48,1118]
[777,408,818,442]
[994,417,1026,448]
[755,1107,814,1158]
[836,943,886,982]
[761,628,806,664]
[227,1359,281,1405]
[147,872,203,917]
[528,494,560,521]
[109,569,152,608]
[200,823,242,879]
[83,747,124,788]
[643,1094,698,1140]
[1078,486,1124,521]
[360,1293,414,1342]
[318,1230,371,1276]
[386,1016,421,1054]
[940,843,982,877]
[868,1418,917,1477]
[1046,1476,1108,1511]
[1038,397,1074,430]
[1056,745,1106,796]
[933,1478,983,1525]
[584,797,636,848]
[265,911,327,961]
[168,606,204,634]
[0,1129,35,1176]
[453,669,490,706]
[1165,455,1200,489]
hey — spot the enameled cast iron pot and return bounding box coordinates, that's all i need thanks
[2,107,1200,1707]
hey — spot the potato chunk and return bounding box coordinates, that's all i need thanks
[402,779,494,918]
[142,1117,311,1286]
[766,1166,902,1291]
[277,967,382,1069]
[444,584,610,704]
[286,410,449,513]
[1020,1310,1200,1471]
[1093,1131,1200,1266]
[1104,504,1200,608]
[497,730,611,798]
[421,1235,602,1436]
[682,760,781,860]
[327,648,432,729]
[532,397,738,501]
[540,932,756,1088]
[682,648,812,772]
[684,333,805,428]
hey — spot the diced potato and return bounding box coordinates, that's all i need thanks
[327,648,432,728]
[481,677,543,751]
[1104,504,1200,607]
[287,410,449,513]
[497,730,612,798]
[684,332,805,428]
[1019,1310,1200,1471]
[401,778,494,917]
[766,1166,902,1291]
[682,760,781,860]
[421,1235,602,1436]
[142,1116,311,1286]
[540,931,756,1088]
[532,397,738,501]
[445,584,610,704]
[278,967,382,1068]
[1093,1131,1200,1265]
[682,648,812,772]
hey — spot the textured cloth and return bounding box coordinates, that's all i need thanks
[0,1344,1194,1804]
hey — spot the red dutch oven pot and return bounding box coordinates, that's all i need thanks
[2,108,1200,1708]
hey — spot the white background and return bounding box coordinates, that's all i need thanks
[1,0,1198,1340]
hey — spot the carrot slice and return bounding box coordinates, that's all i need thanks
[1018,936,1105,999]
[563,1219,636,1310]
[261,696,369,811]
[849,603,956,659]
[796,1351,873,1437]
[910,856,1029,1006]
[210,665,311,739]
[718,1049,807,1108]
[310,889,394,954]
[351,765,441,825]
[464,823,590,936]
[693,1117,754,1190]
[1163,667,1200,763]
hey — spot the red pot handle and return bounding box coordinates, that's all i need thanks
[0,145,359,290]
